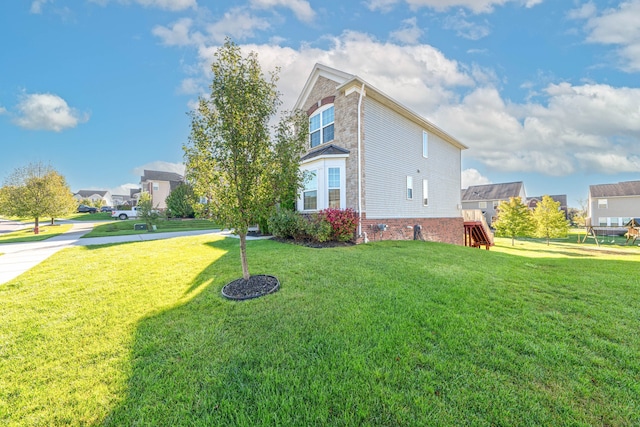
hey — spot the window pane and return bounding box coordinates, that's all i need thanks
[322,124,334,143]
[406,176,413,200]
[423,179,428,206]
[322,106,334,126]
[309,114,320,132]
[304,191,317,210]
[328,189,340,208]
[598,199,607,208]
[305,171,317,191]
[310,131,320,147]
[423,131,428,158]
[328,168,340,188]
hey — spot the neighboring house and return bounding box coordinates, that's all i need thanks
[461,182,526,228]
[294,64,468,244]
[140,170,184,210]
[73,190,113,207]
[587,180,640,227]
[527,195,568,219]
[112,193,139,207]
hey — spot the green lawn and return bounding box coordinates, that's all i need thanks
[0,224,73,244]
[1,236,639,426]
[65,212,113,221]
[83,218,221,238]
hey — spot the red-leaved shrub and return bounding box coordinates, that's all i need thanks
[319,208,359,242]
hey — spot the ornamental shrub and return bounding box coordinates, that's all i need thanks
[267,209,301,239]
[304,213,332,243]
[319,208,359,242]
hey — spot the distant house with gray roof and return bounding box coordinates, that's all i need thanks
[461,182,526,227]
[527,195,568,219]
[588,180,640,227]
[140,170,184,210]
[73,190,113,207]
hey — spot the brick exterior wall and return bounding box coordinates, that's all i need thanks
[357,214,464,245]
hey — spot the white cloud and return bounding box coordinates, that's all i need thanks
[250,0,315,22]
[152,18,198,46]
[443,11,491,40]
[462,168,491,188]
[206,8,271,43]
[571,0,640,72]
[390,17,424,44]
[0,106,7,115]
[30,0,50,14]
[88,0,196,11]
[132,161,186,177]
[175,27,639,177]
[366,0,542,14]
[109,183,141,196]
[13,93,89,132]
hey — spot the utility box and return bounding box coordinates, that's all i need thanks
[134,223,147,230]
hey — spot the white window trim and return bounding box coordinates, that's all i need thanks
[422,131,428,158]
[598,198,608,209]
[309,104,335,148]
[406,176,413,200]
[298,156,347,212]
[422,179,428,206]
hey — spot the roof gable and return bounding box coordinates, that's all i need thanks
[294,64,354,111]
[590,180,640,198]
[462,182,524,201]
[75,190,108,198]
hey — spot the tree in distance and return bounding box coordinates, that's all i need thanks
[0,162,76,234]
[533,195,569,245]
[184,39,308,281]
[493,196,534,246]
[165,183,196,218]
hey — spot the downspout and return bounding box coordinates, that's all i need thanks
[357,83,365,237]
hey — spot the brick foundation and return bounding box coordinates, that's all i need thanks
[357,214,464,245]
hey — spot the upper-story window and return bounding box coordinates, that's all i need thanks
[310,105,334,148]
[422,131,429,158]
[598,199,608,209]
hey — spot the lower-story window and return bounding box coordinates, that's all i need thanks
[303,171,317,210]
[328,167,340,208]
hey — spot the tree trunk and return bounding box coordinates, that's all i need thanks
[511,236,515,246]
[34,217,40,235]
[50,217,54,225]
[239,232,250,280]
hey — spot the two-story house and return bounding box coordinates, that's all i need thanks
[294,64,467,244]
[588,180,640,227]
[73,190,113,207]
[461,182,526,228]
[140,170,184,210]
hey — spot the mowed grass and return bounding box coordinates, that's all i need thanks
[83,219,221,238]
[0,224,73,244]
[1,236,639,426]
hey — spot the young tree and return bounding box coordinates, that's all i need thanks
[184,39,307,282]
[137,192,159,231]
[46,171,78,225]
[532,195,569,245]
[165,183,196,218]
[493,196,534,246]
[0,163,76,234]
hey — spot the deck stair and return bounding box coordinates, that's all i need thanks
[463,210,494,250]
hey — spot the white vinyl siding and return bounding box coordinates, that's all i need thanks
[363,97,461,219]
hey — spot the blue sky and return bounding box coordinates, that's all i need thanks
[1,0,639,206]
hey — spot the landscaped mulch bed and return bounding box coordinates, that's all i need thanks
[221,275,280,300]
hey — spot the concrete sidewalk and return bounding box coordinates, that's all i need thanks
[0,223,250,285]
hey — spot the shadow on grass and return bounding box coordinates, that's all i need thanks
[100,239,640,426]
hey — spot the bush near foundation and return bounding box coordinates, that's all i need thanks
[319,208,359,242]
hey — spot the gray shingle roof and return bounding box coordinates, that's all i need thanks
[527,194,567,208]
[301,144,350,161]
[461,182,524,201]
[589,180,640,198]
[141,170,184,183]
[75,190,108,198]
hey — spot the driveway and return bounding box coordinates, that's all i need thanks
[0,218,27,234]
[0,222,255,285]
